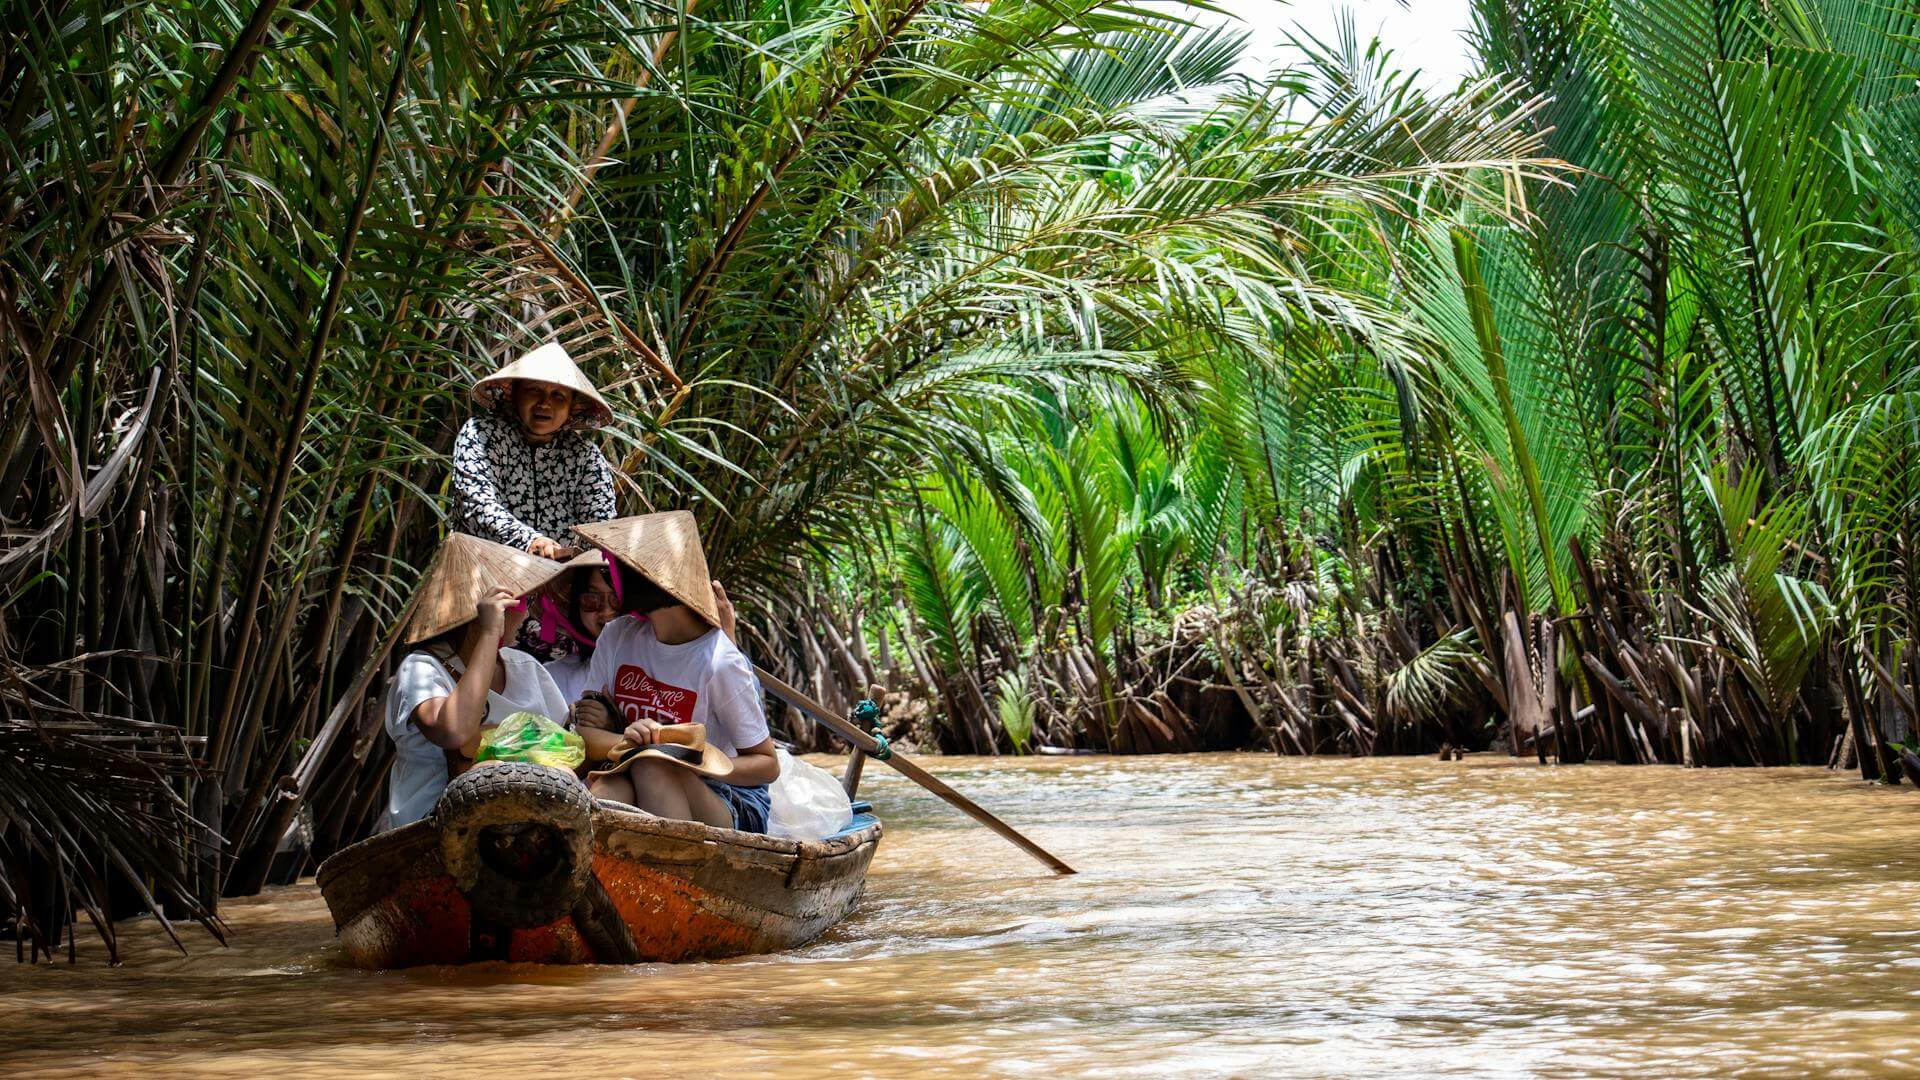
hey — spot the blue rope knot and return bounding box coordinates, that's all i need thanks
[852,699,889,759]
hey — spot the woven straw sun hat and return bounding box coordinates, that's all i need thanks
[588,723,734,780]
[472,341,614,430]
[572,511,721,627]
[562,548,608,572]
[404,533,569,644]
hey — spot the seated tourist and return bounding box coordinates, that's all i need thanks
[542,550,741,705]
[540,551,617,704]
[571,512,779,833]
[380,534,572,831]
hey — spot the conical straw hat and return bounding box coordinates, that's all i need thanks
[562,548,608,571]
[405,533,569,644]
[573,511,721,627]
[472,341,614,430]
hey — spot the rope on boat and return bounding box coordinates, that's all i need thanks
[853,699,891,759]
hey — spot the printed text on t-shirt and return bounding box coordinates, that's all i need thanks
[613,664,698,726]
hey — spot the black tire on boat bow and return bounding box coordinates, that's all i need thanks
[433,762,595,929]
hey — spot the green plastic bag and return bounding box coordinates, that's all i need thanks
[475,711,586,770]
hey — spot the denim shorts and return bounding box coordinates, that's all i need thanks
[702,779,771,834]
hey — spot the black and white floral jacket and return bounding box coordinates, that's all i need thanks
[451,413,617,550]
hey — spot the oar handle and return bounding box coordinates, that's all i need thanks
[754,665,1076,876]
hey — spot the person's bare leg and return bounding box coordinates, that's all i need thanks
[588,774,635,804]
[623,759,694,820]
[673,771,734,829]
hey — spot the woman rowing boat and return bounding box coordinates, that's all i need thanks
[453,341,617,658]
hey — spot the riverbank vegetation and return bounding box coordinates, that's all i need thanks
[3,0,1917,957]
[780,0,1920,777]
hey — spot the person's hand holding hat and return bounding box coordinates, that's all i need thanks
[623,717,665,746]
[588,720,734,780]
[474,587,519,639]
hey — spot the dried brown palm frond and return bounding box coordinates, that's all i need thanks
[0,654,221,964]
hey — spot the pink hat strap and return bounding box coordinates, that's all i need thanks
[536,594,597,649]
[535,595,563,647]
[600,547,625,607]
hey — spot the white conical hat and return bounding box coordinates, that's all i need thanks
[405,533,568,644]
[472,341,614,429]
[573,511,721,628]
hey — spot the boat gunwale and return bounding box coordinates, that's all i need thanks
[589,804,882,859]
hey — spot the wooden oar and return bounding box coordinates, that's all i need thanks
[753,665,1076,876]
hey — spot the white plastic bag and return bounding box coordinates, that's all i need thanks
[767,748,854,841]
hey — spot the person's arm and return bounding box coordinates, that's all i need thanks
[577,723,625,764]
[709,646,776,784]
[384,654,455,749]
[577,445,618,537]
[411,589,514,751]
[712,581,739,645]
[727,736,780,786]
[572,623,625,765]
[452,417,546,552]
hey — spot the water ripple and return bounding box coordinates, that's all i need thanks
[5,755,1920,1078]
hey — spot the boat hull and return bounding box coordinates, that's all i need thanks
[317,803,881,968]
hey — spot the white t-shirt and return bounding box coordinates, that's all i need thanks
[545,651,593,706]
[582,616,770,758]
[382,646,569,831]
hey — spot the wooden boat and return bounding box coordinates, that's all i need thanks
[316,761,881,968]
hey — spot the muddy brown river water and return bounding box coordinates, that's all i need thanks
[6,755,1920,1078]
